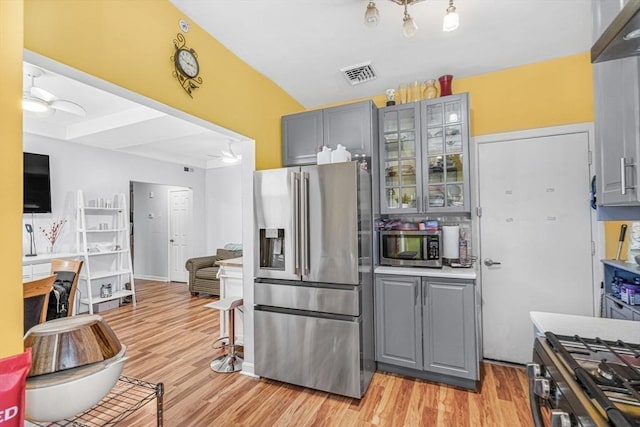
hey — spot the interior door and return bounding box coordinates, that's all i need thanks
[479,132,594,364]
[169,189,190,282]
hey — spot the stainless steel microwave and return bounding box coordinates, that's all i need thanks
[379,230,442,268]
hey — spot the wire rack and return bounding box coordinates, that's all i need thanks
[29,376,163,427]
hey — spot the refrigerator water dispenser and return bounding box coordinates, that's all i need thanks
[259,228,285,270]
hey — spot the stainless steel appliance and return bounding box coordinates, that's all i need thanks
[253,162,374,399]
[528,332,640,426]
[378,230,442,268]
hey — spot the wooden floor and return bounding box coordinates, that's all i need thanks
[100,280,534,427]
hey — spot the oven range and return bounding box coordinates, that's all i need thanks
[528,332,640,426]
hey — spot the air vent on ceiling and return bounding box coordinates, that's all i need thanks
[340,61,376,85]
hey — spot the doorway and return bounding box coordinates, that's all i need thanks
[477,126,596,364]
[131,182,192,282]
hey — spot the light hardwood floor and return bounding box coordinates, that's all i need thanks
[100,280,534,426]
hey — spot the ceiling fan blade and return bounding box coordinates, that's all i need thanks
[50,99,86,117]
[30,86,56,102]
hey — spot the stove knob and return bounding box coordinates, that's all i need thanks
[550,409,571,427]
[526,363,541,378]
[534,377,550,399]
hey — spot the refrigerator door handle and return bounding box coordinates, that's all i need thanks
[292,172,301,275]
[301,171,310,275]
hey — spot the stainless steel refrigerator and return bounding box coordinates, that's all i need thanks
[254,161,374,399]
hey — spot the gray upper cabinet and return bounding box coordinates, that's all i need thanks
[378,94,470,214]
[374,275,422,370]
[282,100,376,167]
[422,278,477,380]
[593,0,640,206]
[282,110,323,166]
[379,103,422,214]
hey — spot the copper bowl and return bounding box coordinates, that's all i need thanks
[24,314,122,377]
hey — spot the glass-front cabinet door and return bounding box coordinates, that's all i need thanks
[379,103,422,214]
[421,94,470,213]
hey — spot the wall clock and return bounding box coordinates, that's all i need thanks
[171,33,202,97]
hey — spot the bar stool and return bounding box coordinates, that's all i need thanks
[203,297,243,373]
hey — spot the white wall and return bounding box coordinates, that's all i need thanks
[132,182,190,280]
[205,165,243,253]
[23,133,207,258]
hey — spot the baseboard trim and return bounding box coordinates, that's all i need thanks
[134,274,169,282]
[241,362,258,378]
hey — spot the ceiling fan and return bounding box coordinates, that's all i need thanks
[208,141,242,164]
[23,65,86,117]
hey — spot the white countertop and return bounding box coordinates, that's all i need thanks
[530,311,640,343]
[374,265,477,280]
[216,257,243,267]
[22,252,80,265]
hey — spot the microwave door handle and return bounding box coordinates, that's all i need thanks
[292,172,301,275]
[301,171,310,275]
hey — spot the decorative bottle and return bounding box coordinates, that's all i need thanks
[423,79,438,99]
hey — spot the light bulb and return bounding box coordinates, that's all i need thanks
[364,1,380,27]
[402,14,418,38]
[443,3,459,32]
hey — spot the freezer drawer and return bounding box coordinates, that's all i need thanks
[254,281,359,316]
[255,309,363,398]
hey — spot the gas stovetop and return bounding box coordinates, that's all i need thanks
[544,332,640,426]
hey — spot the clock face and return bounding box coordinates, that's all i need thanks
[177,49,199,78]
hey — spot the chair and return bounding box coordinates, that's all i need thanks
[203,297,244,373]
[50,258,83,317]
[24,275,57,335]
[185,248,242,296]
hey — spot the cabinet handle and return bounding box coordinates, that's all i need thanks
[621,157,635,195]
[423,282,427,306]
[415,285,418,306]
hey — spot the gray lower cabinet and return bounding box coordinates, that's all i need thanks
[374,274,478,387]
[282,100,377,166]
[374,275,422,370]
[422,278,477,381]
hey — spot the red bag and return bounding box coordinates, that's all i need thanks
[0,348,32,427]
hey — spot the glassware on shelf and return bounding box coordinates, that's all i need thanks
[423,79,438,99]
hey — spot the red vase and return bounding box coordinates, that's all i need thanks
[438,74,453,97]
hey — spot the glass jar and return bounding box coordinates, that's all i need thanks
[423,79,438,99]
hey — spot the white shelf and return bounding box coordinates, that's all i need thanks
[86,249,129,257]
[78,228,127,233]
[84,207,124,213]
[77,191,136,314]
[80,289,134,305]
[83,269,132,280]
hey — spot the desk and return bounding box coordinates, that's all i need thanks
[216,257,243,345]
[22,253,80,281]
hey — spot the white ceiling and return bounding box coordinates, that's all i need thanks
[170,0,593,108]
[23,63,242,169]
[24,1,594,168]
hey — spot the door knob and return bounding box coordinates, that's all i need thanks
[484,258,501,267]
[170,239,175,243]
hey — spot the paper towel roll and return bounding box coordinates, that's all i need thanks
[442,225,460,260]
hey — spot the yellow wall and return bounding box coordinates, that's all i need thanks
[0,0,25,357]
[23,0,303,171]
[2,1,597,356]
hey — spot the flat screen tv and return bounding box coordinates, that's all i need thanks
[23,152,52,213]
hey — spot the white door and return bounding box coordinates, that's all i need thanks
[169,189,190,282]
[479,131,594,364]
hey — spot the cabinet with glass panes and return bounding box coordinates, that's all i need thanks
[379,103,422,214]
[421,93,470,213]
[378,94,470,214]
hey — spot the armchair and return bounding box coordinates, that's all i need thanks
[185,248,242,296]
